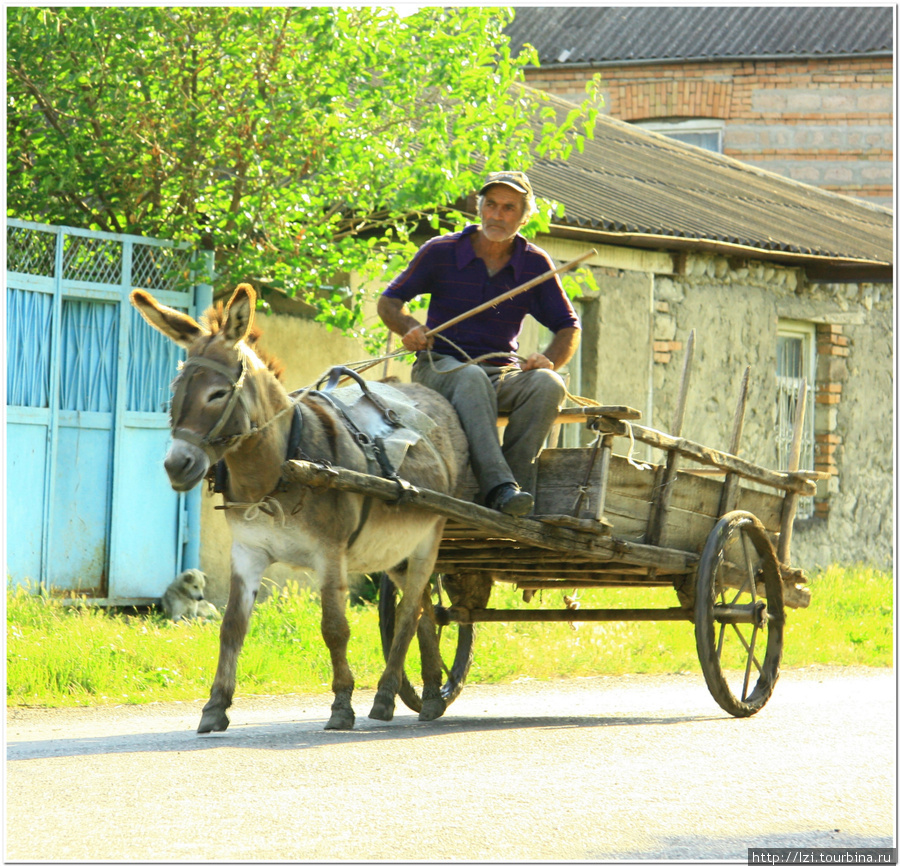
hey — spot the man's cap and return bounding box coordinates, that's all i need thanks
[478,171,533,198]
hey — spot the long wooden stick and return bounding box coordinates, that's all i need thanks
[778,378,808,566]
[422,248,597,339]
[718,365,751,516]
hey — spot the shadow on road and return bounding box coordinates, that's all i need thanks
[8,709,729,761]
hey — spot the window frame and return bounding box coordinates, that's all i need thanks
[775,319,817,518]
[635,118,725,153]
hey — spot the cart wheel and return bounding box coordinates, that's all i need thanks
[694,510,785,717]
[378,573,474,714]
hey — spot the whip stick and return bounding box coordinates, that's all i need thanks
[421,248,597,339]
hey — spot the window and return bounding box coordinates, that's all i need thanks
[776,320,816,518]
[636,119,724,153]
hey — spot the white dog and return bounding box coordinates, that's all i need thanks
[162,569,219,622]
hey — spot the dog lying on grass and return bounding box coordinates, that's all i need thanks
[162,569,219,622]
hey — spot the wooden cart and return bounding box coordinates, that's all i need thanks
[284,367,821,719]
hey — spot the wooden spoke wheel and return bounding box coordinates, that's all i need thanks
[694,511,785,717]
[378,574,474,714]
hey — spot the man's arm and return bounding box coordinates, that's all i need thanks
[377,295,434,352]
[522,326,581,371]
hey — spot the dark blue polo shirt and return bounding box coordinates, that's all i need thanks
[382,225,581,365]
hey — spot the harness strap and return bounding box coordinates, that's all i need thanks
[216,399,304,495]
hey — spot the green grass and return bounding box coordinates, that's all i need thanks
[7,564,893,708]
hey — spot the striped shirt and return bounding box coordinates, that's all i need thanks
[382,225,581,365]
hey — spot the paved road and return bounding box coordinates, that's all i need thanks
[6,667,895,861]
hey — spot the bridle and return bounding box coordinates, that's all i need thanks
[169,353,256,463]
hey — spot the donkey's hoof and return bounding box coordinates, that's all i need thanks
[324,709,355,730]
[368,691,395,722]
[198,709,230,734]
[419,697,446,722]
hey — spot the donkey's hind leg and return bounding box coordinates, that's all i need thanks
[370,525,443,722]
[198,544,267,734]
[416,591,447,721]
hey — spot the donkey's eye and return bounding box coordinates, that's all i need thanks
[209,389,230,401]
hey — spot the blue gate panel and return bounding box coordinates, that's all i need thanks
[6,411,49,586]
[109,419,183,598]
[47,416,113,595]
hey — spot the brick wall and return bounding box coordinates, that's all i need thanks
[525,56,893,205]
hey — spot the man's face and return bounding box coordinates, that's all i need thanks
[479,184,526,244]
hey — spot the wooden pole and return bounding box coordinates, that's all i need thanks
[718,365,751,516]
[647,329,695,547]
[435,607,693,625]
[671,328,695,438]
[778,379,808,566]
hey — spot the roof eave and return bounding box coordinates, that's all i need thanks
[532,51,894,70]
[547,223,894,283]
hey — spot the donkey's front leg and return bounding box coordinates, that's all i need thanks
[319,557,356,731]
[198,545,267,734]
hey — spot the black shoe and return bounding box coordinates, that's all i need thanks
[486,482,534,517]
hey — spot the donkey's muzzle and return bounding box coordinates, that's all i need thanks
[164,438,211,492]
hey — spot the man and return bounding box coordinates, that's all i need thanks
[377,170,581,517]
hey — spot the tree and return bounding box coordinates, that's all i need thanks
[7,6,599,333]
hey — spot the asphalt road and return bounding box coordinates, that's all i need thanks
[6,667,896,862]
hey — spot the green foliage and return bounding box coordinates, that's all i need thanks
[7,565,893,708]
[7,6,600,334]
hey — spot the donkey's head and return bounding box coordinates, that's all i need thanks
[131,283,260,492]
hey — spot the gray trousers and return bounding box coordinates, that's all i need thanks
[411,352,567,498]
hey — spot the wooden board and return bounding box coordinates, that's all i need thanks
[534,449,783,555]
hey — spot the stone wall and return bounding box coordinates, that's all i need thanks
[621,253,892,570]
[525,56,893,205]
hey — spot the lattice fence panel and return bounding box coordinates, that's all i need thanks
[6,287,53,407]
[6,223,56,277]
[132,243,194,292]
[62,234,122,284]
[58,300,119,412]
[127,306,183,413]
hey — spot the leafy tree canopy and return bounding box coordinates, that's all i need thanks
[7,6,599,335]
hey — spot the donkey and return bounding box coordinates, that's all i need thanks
[131,283,469,732]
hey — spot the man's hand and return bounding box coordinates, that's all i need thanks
[401,324,433,352]
[521,352,554,371]
[378,296,433,352]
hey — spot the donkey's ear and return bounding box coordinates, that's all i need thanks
[223,283,256,346]
[130,290,207,348]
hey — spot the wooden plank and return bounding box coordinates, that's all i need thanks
[497,404,642,428]
[536,449,783,552]
[592,418,818,495]
[283,459,699,573]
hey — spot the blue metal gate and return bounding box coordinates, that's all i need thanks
[6,219,213,603]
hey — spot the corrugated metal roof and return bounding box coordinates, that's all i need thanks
[524,92,892,270]
[506,6,894,65]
